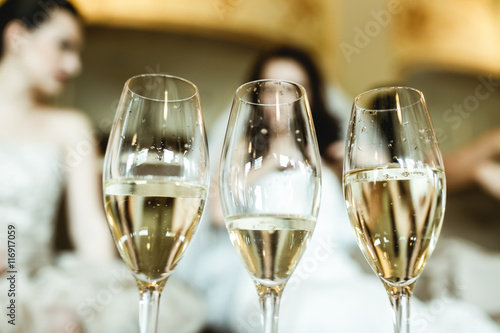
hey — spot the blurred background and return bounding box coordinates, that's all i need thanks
[4,0,500,330]
[64,1,500,233]
[57,0,500,151]
[57,0,500,324]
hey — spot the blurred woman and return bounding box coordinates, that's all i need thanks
[177,46,500,333]
[0,1,205,332]
[247,47,344,174]
[177,46,373,332]
[223,46,386,333]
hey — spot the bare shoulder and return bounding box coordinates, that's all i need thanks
[42,107,93,129]
[39,107,97,146]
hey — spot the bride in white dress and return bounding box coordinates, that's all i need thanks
[176,47,500,333]
[0,1,206,332]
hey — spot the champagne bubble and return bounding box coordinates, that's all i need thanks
[261,128,268,135]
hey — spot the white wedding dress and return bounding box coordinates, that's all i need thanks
[0,142,206,333]
[176,112,500,333]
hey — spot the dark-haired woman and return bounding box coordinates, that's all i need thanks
[175,46,367,331]
[176,46,500,333]
[0,1,206,332]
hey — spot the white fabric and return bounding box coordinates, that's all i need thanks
[176,109,500,332]
[0,142,206,332]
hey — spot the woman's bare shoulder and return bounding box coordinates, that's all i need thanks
[38,107,97,146]
[41,107,92,126]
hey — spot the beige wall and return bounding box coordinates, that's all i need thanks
[60,0,398,138]
[334,0,399,96]
[51,0,500,154]
[332,0,500,152]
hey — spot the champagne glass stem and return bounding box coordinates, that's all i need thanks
[258,286,282,333]
[139,286,161,333]
[388,285,412,333]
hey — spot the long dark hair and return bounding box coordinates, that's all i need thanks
[0,0,80,56]
[247,46,342,162]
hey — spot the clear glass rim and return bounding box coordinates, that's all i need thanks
[125,73,199,102]
[354,86,425,112]
[235,79,307,106]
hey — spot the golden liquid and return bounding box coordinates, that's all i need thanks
[104,180,206,284]
[343,166,445,286]
[227,215,315,287]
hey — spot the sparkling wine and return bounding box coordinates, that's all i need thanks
[104,180,206,283]
[226,215,315,287]
[343,166,445,286]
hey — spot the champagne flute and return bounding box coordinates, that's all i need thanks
[343,86,446,333]
[102,74,209,333]
[219,79,321,333]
